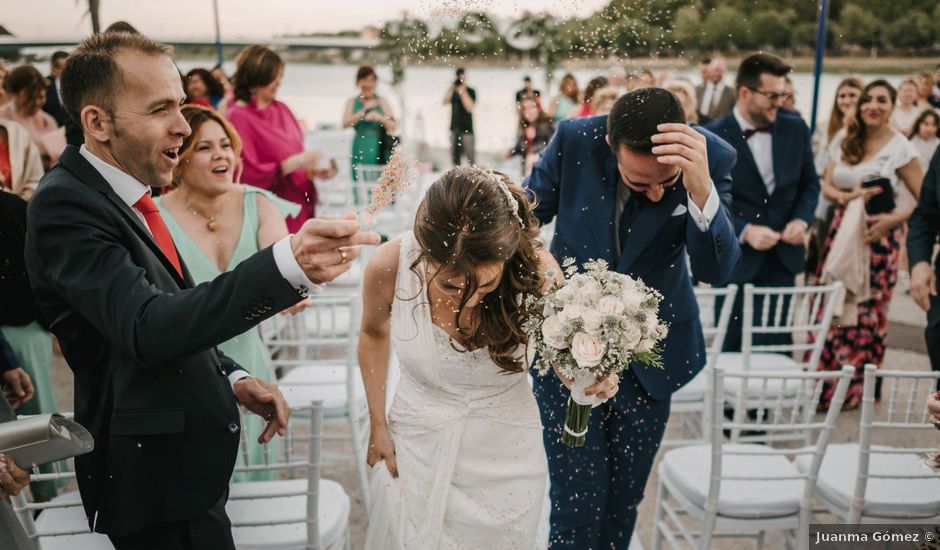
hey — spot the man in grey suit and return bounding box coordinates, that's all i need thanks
[695,57,736,125]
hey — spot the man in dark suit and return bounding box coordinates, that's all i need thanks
[42,50,70,127]
[908,147,940,379]
[706,53,819,351]
[695,56,735,125]
[525,88,740,549]
[24,32,378,550]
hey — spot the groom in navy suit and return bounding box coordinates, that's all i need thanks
[525,88,740,548]
[705,53,819,351]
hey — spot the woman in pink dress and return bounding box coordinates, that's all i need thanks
[225,45,333,231]
[0,66,64,170]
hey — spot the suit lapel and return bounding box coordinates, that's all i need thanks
[770,122,784,197]
[617,183,684,273]
[582,149,618,266]
[59,147,190,289]
[723,117,768,200]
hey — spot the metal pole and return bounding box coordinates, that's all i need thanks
[809,0,830,136]
[212,0,223,67]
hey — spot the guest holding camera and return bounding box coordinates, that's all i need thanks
[443,68,476,166]
[815,80,924,410]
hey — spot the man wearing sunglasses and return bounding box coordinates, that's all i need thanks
[524,87,740,549]
[707,53,820,352]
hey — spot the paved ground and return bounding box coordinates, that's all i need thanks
[46,288,935,549]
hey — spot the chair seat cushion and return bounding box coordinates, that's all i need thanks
[716,352,799,371]
[660,444,803,519]
[229,478,349,550]
[279,364,367,413]
[794,443,940,519]
[33,491,113,550]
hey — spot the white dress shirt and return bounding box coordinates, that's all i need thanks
[79,145,322,384]
[732,107,775,196]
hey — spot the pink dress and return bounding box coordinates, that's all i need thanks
[0,103,65,167]
[226,97,317,232]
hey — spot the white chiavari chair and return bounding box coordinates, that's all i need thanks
[652,366,853,550]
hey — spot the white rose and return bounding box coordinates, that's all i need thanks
[578,279,602,301]
[541,315,570,350]
[597,295,626,315]
[620,276,637,292]
[622,288,645,308]
[581,309,604,335]
[637,337,654,353]
[621,320,642,350]
[555,284,578,305]
[645,313,659,332]
[559,303,585,323]
[570,332,606,368]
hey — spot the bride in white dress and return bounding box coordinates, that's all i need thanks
[358,167,619,549]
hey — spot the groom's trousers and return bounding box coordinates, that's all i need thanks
[108,490,235,550]
[534,368,671,549]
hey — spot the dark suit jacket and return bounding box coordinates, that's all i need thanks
[707,110,819,282]
[42,78,69,128]
[695,82,736,124]
[0,193,47,329]
[525,116,741,400]
[24,146,302,536]
[908,147,940,328]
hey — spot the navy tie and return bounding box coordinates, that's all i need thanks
[618,193,645,252]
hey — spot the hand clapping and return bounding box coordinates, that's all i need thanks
[291,214,381,284]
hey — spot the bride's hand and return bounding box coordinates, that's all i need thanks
[585,373,620,401]
[368,425,398,478]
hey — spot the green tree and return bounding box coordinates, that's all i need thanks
[834,3,881,55]
[700,6,749,51]
[884,11,933,50]
[790,21,819,50]
[673,5,704,51]
[748,10,795,50]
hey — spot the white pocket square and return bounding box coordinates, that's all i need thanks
[670,204,688,217]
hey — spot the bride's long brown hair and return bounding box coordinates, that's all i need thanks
[411,167,543,373]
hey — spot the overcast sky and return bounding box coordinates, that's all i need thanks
[3,0,609,40]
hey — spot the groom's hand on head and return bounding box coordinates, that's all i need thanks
[233,377,291,443]
[651,123,712,209]
[291,214,381,284]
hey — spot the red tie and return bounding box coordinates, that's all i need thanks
[133,194,183,278]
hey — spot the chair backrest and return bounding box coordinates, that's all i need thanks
[266,292,359,367]
[742,282,843,371]
[694,284,737,371]
[709,366,853,542]
[848,365,940,523]
[229,401,325,548]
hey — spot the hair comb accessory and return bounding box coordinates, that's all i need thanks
[470,166,524,227]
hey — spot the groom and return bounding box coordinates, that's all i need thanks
[525,88,740,548]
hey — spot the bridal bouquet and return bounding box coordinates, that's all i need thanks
[523,259,668,447]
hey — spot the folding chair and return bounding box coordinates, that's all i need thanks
[796,365,940,524]
[652,366,853,550]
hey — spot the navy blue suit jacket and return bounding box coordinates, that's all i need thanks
[525,116,741,400]
[706,110,819,282]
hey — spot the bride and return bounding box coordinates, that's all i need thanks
[358,166,620,549]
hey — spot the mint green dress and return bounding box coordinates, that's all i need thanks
[351,95,385,182]
[157,187,300,482]
[2,322,66,499]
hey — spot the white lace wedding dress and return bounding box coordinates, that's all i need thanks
[365,232,548,549]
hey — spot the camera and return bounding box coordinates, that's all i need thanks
[454,79,463,87]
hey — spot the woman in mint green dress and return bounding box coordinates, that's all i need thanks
[342,65,397,182]
[157,106,306,482]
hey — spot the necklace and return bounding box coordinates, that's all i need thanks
[185,202,220,232]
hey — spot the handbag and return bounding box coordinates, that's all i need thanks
[0,413,94,468]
